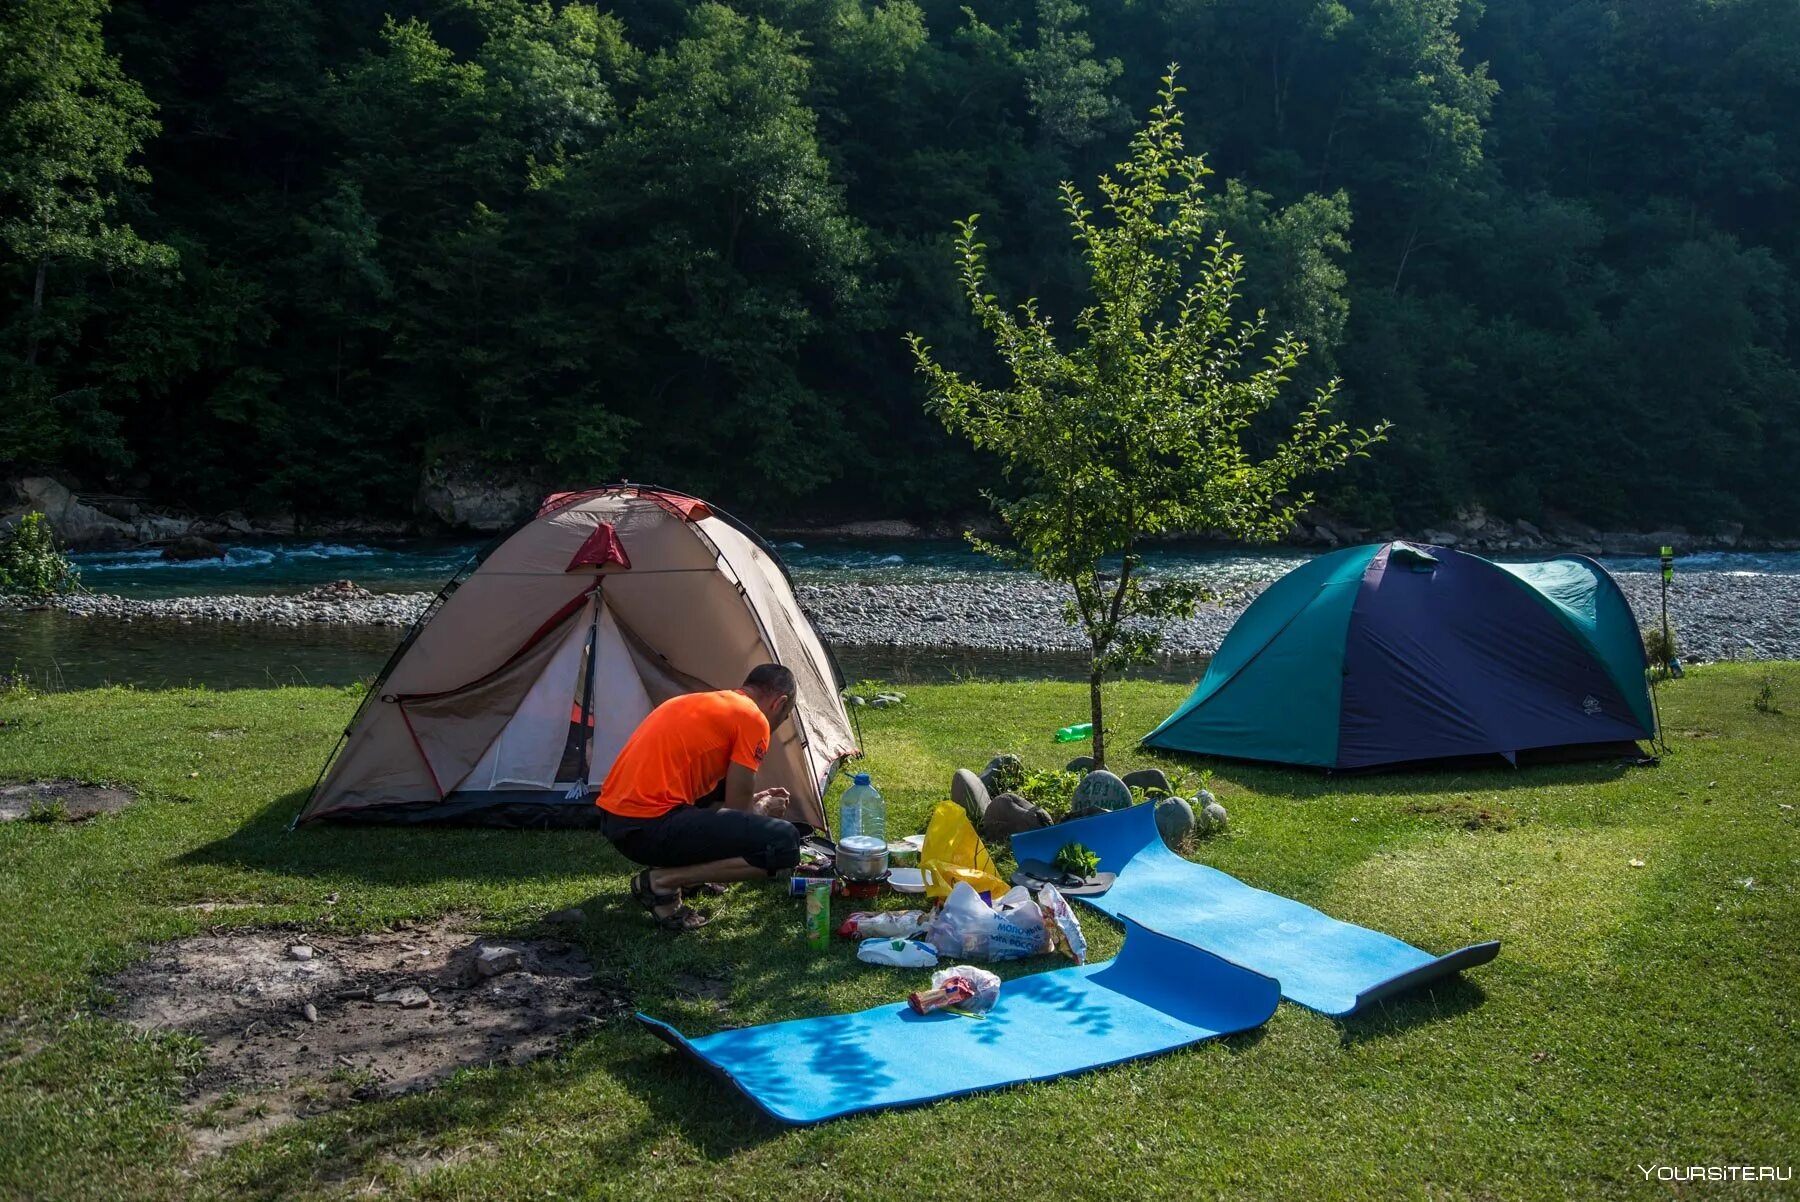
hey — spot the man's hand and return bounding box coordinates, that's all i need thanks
[751,787,791,818]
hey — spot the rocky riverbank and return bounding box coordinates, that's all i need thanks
[11,567,1798,663]
[798,572,1800,663]
[20,583,432,628]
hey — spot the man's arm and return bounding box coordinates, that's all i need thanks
[722,764,791,816]
[722,762,757,812]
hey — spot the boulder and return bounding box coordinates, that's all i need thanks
[415,464,538,532]
[1071,769,1132,813]
[1120,768,1172,796]
[980,754,1024,797]
[162,535,226,562]
[1155,796,1195,846]
[949,769,990,824]
[1064,755,1095,773]
[9,476,133,547]
[135,515,193,542]
[1197,794,1229,836]
[981,792,1051,840]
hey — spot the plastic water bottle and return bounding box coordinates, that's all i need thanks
[839,773,885,842]
[1054,722,1094,743]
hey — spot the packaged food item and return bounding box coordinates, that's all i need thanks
[836,910,932,940]
[857,938,940,968]
[803,878,832,950]
[1038,883,1087,964]
[910,965,1002,1014]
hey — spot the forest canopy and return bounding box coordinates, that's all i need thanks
[2,0,1797,534]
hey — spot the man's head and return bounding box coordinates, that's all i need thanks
[741,663,797,729]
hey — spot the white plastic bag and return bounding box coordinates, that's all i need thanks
[931,964,1003,1013]
[926,881,999,959]
[838,910,931,940]
[1038,883,1087,964]
[857,937,940,968]
[988,885,1047,960]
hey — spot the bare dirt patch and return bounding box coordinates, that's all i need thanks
[0,779,137,822]
[101,917,629,1152]
[1404,798,1517,832]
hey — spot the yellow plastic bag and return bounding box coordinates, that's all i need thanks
[919,800,1008,902]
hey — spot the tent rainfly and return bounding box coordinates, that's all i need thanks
[1142,542,1656,769]
[297,486,858,830]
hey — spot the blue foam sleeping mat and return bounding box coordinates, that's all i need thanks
[1012,802,1499,1017]
[637,917,1279,1124]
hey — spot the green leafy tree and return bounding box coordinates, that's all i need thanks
[910,69,1387,767]
[0,0,173,464]
[0,512,80,599]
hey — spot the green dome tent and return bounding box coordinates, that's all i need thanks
[1143,542,1655,769]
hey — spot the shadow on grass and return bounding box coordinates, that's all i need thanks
[178,790,614,885]
[1332,976,1489,1047]
[1156,753,1644,803]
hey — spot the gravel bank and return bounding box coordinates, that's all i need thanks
[796,571,1800,664]
[10,569,1796,661]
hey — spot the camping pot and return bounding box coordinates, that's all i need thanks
[835,835,889,882]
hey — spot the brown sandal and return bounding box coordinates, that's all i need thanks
[631,870,711,932]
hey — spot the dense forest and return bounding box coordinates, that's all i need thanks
[3,0,1798,533]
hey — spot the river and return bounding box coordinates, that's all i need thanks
[2,538,1795,690]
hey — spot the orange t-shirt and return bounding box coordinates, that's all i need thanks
[598,689,771,819]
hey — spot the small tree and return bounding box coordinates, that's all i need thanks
[908,68,1387,769]
[0,512,81,599]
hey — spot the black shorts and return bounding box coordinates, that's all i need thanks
[597,804,802,872]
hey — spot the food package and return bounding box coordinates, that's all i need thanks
[837,910,932,940]
[931,964,1002,1013]
[1038,883,1087,964]
[857,937,940,968]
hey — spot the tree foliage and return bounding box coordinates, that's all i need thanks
[911,71,1386,766]
[0,0,1795,536]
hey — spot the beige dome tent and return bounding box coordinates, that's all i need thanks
[297,486,858,831]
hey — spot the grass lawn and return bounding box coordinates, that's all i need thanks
[1,664,1796,1199]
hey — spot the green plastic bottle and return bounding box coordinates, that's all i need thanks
[1054,722,1094,743]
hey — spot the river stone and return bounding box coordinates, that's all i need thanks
[1155,796,1195,846]
[982,792,1051,841]
[1071,769,1132,813]
[950,769,990,824]
[980,754,1024,797]
[1064,755,1095,773]
[1121,768,1172,796]
[1202,800,1229,833]
[162,535,226,562]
